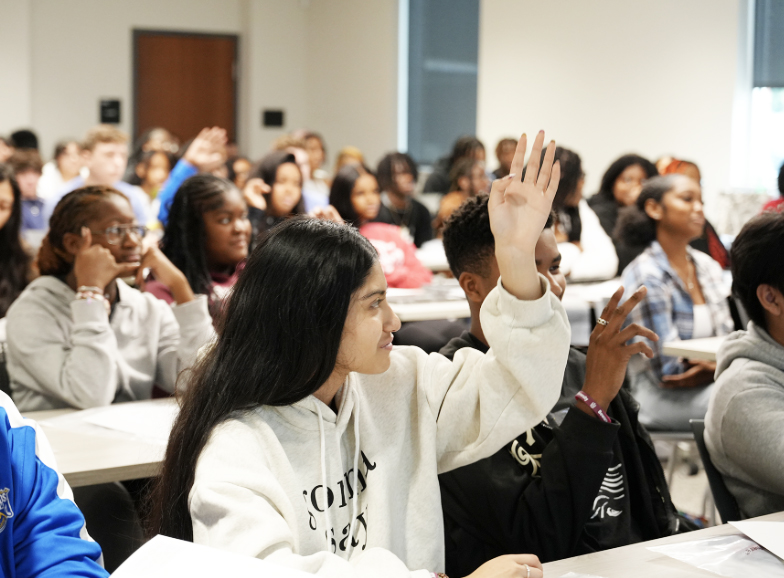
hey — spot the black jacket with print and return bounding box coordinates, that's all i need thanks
[438,332,686,576]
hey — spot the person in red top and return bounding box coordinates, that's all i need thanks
[761,162,784,214]
[330,164,431,288]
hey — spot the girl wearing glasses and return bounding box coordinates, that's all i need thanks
[5,185,214,411]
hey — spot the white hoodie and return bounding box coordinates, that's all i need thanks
[190,277,570,577]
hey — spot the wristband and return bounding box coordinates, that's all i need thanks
[77,285,104,294]
[74,289,111,316]
[430,574,448,578]
[575,390,612,423]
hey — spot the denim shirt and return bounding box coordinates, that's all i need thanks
[621,241,732,379]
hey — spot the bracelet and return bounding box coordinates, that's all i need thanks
[77,285,104,294]
[74,289,111,316]
[575,390,612,423]
[430,574,449,578]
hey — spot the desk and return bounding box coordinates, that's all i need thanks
[662,336,725,362]
[387,283,470,323]
[24,399,175,488]
[543,511,784,577]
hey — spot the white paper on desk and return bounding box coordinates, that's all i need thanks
[559,572,608,578]
[82,402,178,443]
[649,535,784,577]
[112,535,314,577]
[730,521,784,560]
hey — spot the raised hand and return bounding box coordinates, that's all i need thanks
[580,286,658,413]
[73,228,140,291]
[183,127,228,173]
[467,553,543,578]
[243,177,269,210]
[136,245,195,304]
[489,131,560,301]
[308,205,344,224]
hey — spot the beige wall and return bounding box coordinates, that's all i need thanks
[477,0,742,212]
[0,0,33,134]
[304,0,399,170]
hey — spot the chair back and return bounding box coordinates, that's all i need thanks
[690,419,742,523]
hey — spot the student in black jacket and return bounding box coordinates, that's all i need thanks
[438,195,693,577]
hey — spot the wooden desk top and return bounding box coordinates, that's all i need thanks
[662,336,726,362]
[543,511,784,577]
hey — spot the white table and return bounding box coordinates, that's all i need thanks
[662,336,726,362]
[543,511,784,577]
[387,283,470,322]
[24,399,176,488]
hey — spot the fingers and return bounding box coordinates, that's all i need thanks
[535,139,557,192]
[79,227,93,252]
[593,286,624,336]
[544,160,561,202]
[115,261,141,280]
[508,133,528,179]
[523,131,546,185]
[606,285,647,334]
[616,322,659,345]
[626,340,655,359]
[508,554,542,569]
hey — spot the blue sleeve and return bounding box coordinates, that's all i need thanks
[10,423,108,578]
[157,159,198,226]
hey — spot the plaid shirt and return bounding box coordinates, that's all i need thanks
[621,241,733,379]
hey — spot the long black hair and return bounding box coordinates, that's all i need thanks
[160,175,244,297]
[597,154,658,202]
[147,218,378,541]
[376,152,418,195]
[329,164,374,226]
[614,174,682,247]
[249,151,305,217]
[0,164,31,318]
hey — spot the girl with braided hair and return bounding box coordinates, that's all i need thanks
[146,174,252,322]
[5,185,214,411]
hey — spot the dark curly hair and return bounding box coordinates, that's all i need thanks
[730,212,784,331]
[443,194,554,279]
[614,175,681,247]
[0,164,32,318]
[376,152,418,195]
[597,154,658,202]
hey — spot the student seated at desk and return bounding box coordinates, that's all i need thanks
[5,186,214,411]
[0,391,108,578]
[329,164,431,289]
[246,151,306,238]
[146,174,252,322]
[705,212,784,518]
[617,175,733,431]
[437,195,688,576]
[147,132,569,578]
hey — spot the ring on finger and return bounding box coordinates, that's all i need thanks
[523,563,531,578]
[596,317,609,326]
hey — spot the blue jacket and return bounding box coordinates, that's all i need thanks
[0,392,107,578]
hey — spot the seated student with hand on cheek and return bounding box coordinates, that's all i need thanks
[438,195,687,576]
[329,164,431,289]
[147,174,252,322]
[5,186,214,411]
[148,132,569,578]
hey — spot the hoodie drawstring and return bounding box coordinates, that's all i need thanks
[314,401,334,553]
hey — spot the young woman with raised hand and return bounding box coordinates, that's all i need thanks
[0,164,34,319]
[148,131,568,578]
[147,175,252,322]
[5,186,214,411]
[246,150,305,236]
[617,175,733,430]
[330,164,431,289]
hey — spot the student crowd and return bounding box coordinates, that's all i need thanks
[0,121,783,578]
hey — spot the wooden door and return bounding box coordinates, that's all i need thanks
[134,30,237,144]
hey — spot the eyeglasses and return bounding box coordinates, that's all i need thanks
[91,224,148,245]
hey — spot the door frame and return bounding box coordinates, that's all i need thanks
[132,28,239,142]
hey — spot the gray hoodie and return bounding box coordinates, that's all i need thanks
[704,322,784,518]
[6,276,214,411]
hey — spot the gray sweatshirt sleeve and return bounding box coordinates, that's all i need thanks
[719,374,784,495]
[8,298,121,409]
[152,294,215,394]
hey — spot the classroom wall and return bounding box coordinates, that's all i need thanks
[476,0,742,214]
[0,0,33,134]
[303,0,399,170]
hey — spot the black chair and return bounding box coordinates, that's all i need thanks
[690,419,742,523]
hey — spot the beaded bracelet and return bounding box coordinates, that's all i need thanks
[74,289,111,316]
[430,573,448,578]
[575,390,612,423]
